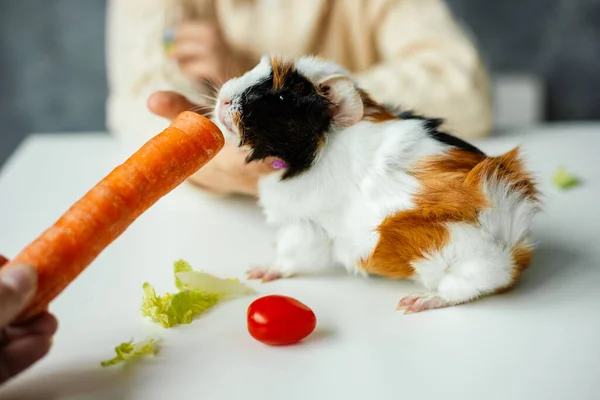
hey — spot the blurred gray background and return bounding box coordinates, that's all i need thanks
[1,0,599,167]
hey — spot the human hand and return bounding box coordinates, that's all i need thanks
[0,255,58,385]
[147,91,276,197]
[169,22,232,85]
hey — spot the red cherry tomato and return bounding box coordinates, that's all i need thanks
[247,295,317,346]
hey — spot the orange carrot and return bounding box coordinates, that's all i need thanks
[5,111,224,323]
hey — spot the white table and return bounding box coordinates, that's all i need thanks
[0,124,599,400]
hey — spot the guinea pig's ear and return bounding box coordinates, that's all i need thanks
[318,75,364,127]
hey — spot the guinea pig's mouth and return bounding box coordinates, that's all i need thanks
[217,111,237,137]
[222,116,235,135]
[215,97,242,141]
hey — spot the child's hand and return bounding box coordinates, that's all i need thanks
[169,22,231,85]
[0,256,58,385]
[147,91,276,197]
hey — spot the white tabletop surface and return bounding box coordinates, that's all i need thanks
[0,124,599,400]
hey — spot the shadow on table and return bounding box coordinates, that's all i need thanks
[303,326,337,345]
[297,238,585,309]
[0,362,140,400]
[512,239,584,295]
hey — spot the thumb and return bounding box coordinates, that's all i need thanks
[0,264,37,327]
[147,91,198,121]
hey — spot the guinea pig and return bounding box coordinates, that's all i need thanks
[212,55,541,313]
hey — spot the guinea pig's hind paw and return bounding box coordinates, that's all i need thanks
[246,266,284,282]
[396,293,450,314]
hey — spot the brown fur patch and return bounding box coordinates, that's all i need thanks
[231,111,242,138]
[360,213,450,278]
[362,147,538,282]
[512,244,534,274]
[231,111,240,126]
[357,89,398,123]
[411,149,489,222]
[270,57,295,90]
[362,149,485,278]
[496,244,534,294]
[465,147,540,202]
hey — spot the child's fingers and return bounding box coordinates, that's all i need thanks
[174,22,218,42]
[0,312,58,344]
[178,59,211,76]
[0,335,53,385]
[0,265,37,328]
[147,91,196,121]
[170,41,211,61]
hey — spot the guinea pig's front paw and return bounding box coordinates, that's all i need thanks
[246,266,292,283]
[396,293,451,314]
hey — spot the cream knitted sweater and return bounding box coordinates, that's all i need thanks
[106,0,492,145]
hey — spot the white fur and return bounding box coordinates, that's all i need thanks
[257,119,446,276]
[271,220,334,277]
[295,55,351,83]
[215,55,539,308]
[411,173,540,305]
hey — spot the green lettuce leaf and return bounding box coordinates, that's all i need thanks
[141,260,254,328]
[174,259,193,291]
[101,338,158,367]
[140,282,219,328]
[176,270,256,299]
[553,167,580,189]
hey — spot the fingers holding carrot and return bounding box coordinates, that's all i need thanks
[0,260,58,385]
[147,91,197,121]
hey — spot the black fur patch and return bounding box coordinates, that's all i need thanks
[238,70,332,179]
[397,110,486,156]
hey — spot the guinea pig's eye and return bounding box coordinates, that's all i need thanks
[279,95,285,101]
